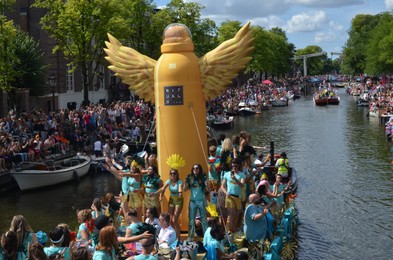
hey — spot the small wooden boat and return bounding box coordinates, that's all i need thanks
[271,98,288,107]
[11,155,91,191]
[238,102,257,116]
[211,116,234,130]
[356,99,369,107]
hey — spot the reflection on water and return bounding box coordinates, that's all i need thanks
[1,89,392,258]
[0,172,120,232]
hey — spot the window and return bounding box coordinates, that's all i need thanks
[66,66,74,92]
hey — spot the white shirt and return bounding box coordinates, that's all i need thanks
[94,140,102,151]
[158,225,176,246]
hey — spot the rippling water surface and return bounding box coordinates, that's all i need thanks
[1,88,393,259]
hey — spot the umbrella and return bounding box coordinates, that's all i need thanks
[262,79,273,85]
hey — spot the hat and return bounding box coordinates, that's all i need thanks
[95,215,110,230]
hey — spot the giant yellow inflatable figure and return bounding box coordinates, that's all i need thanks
[104,22,254,231]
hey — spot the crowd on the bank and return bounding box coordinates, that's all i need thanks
[0,100,155,172]
[206,77,301,116]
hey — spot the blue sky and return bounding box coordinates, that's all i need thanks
[153,0,392,56]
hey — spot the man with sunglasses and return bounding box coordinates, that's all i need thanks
[221,157,246,234]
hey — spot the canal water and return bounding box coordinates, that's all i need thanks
[1,88,392,259]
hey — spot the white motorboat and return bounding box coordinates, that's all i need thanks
[11,155,91,191]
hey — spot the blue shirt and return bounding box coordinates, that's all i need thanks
[166,179,183,197]
[244,204,267,242]
[134,254,158,260]
[44,246,71,260]
[223,171,246,196]
[127,222,144,236]
[92,248,116,260]
[187,175,206,201]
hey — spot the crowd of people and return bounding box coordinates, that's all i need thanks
[0,78,300,259]
[0,100,154,173]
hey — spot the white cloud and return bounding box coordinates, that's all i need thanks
[314,20,344,44]
[251,16,286,29]
[386,0,393,9]
[287,0,366,8]
[285,10,327,33]
[194,0,291,18]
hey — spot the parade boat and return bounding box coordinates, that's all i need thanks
[10,155,91,191]
[313,94,328,106]
[327,96,340,105]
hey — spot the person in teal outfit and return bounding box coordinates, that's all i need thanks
[244,193,269,259]
[221,158,246,233]
[0,231,18,260]
[44,227,71,259]
[141,165,163,215]
[125,209,144,238]
[184,163,209,241]
[8,215,38,259]
[93,226,118,260]
[76,209,94,242]
[157,168,183,239]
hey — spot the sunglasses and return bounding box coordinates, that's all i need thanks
[170,172,177,175]
[193,167,199,169]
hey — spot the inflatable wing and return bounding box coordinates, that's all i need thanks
[199,22,254,100]
[104,34,157,102]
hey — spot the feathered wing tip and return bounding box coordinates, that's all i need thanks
[206,202,219,218]
[166,154,186,170]
[103,33,156,103]
[199,22,255,100]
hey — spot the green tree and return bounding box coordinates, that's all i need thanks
[365,12,393,75]
[342,14,381,75]
[295,46,326,75]
[155,0,217,57]
[269,27,294,77]
[33,0,130,104]
[11,30,48,96]
[0,15,17,92]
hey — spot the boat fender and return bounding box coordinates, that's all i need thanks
[73,170,80,182]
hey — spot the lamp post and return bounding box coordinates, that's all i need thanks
[48,74,56,111]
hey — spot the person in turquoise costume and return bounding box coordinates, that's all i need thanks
[141,165,163,214]
[244,193,268,259]
[44,227,71,259]
[8,215,38,259]
[184,163,210,241]
[92,226,118,260]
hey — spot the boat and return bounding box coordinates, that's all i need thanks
[10,155,91,191]
[356,99,369,107]
[211,116,234,130]
[327,96,340,105]
[238,102,257,116]
[313,95,328,106]
[271,97,288,107]
[206,114,216,125]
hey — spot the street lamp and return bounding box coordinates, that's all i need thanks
[48,74,56,111]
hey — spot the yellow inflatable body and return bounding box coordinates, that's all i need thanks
[104,23,254,231]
